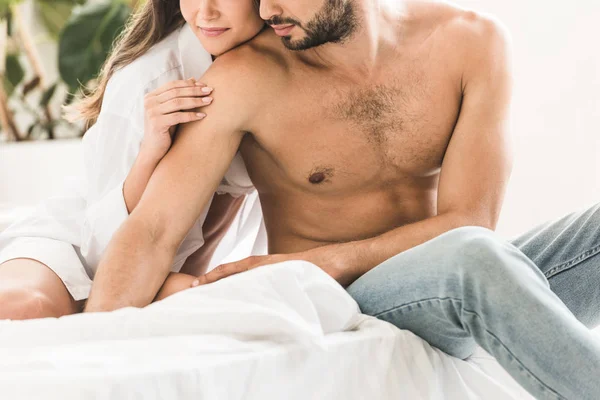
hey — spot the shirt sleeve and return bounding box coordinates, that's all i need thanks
[79,103,144,273]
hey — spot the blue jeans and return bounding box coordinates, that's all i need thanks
[346,202,600,400]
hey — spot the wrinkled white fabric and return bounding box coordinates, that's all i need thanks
[0,23,266,300]
[0,262,533,400]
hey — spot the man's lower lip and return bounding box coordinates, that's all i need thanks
[201,28,229,37]
[273,26,294,36]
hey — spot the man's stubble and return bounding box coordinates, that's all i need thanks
[267,0,360,51]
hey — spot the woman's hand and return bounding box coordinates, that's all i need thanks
[141,78,213,161]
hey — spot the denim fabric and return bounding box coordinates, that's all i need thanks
[346,202,600,400]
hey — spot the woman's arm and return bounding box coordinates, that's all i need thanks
[152,206,235,302]
[83,57,258,312]
[152,193,246,303]
[83,117,247,311]
[130,80,247,284]
[152,271,198,302]
[179,193,246,276]
[79,77,212,269]
[123,78,212,213]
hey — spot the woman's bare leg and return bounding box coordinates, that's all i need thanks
[0,258,84,320]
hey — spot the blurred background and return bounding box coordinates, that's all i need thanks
[0,0,599,239]
[0,0,140,226]
[456,0,600,238]
[0,0,139,141]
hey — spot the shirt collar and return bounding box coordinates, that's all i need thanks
[178,23,213,80]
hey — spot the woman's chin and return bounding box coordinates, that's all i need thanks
[202,42,232,57]
[202,36,259,57]
[209,48,228,57]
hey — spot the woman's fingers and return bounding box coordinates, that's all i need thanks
[146,78,199,98]
[156,85,213,104]
[160,78,204,93]
[165,111,206,128]
[157,96,213,115]
[144,78,213,134]
[144,78,201,107]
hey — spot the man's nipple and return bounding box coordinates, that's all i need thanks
[309,172,326,184]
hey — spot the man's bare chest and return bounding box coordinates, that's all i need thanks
[241,66,462,192]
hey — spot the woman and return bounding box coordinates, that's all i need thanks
[0,0,267,319]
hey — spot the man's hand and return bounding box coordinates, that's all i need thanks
[191,242,363,288]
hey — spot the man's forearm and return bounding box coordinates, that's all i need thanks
[351,212,489,278]
[83,216,176,313]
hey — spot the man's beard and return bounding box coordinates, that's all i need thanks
[267,0,359,51]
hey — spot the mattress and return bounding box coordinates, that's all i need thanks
[0,261,545,399]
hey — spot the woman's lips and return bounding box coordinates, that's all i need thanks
[272,25,295,37]
[200,28,230,37]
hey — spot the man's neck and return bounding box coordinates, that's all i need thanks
[297,0,407,81]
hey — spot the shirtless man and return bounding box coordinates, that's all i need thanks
[85,1,600,399]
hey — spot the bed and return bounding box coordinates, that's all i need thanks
[0,259,544,400]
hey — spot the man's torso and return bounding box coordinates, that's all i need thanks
[237,2,481,254]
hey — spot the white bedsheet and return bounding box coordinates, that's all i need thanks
[0,261,535,399]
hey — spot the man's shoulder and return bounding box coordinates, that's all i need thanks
[448,7,512,84]
[203,29,289,90]
[451,7,509,49]
[407,1,510,50]
[433,2,511,61]
[406,1,511,82]
[197,30,289,128]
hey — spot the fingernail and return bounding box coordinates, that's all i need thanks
[192,280,199,287]
[195,81,204,86]
[202,97,212,103]
[201,87,213,93]
[196,113,206,118]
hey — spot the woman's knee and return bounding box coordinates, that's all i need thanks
[0,258,82,320]
[0,287,69,320]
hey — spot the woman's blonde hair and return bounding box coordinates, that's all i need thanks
[62,0,185,131]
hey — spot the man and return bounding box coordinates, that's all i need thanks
[85,1,600,398]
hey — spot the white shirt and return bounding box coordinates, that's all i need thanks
[0,23,267,292]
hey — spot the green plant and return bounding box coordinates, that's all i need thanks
[0,0,136,141]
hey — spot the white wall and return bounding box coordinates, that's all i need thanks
[452,0,600,238]
[0,139,82,205]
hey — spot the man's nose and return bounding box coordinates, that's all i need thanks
[259,0,283,22]
[198,0,220,21]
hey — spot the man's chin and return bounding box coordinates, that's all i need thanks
[281,37,328,51]
[281,36,300,50]
[280,35,312,51]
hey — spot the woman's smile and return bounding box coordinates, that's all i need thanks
[199,27,230,38]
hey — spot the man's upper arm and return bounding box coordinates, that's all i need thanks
[437,16,514,229]
[128,55,258,252]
